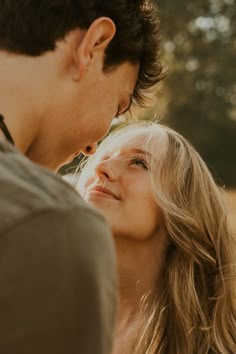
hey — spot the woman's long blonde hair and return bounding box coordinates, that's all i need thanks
[80,120,236,353]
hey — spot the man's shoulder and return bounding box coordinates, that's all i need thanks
[0,140,104,234]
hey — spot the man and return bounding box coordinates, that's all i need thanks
[0,1,163,353]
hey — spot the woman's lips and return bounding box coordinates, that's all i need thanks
[88,185,119,200]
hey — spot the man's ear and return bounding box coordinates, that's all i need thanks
[73,17,116,80]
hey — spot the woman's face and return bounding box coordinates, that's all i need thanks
[79,128,162,240]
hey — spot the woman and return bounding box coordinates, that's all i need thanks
[77,121,236,354]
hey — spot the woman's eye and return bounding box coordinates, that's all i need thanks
[101,155,110,161]
[130,157,148,169]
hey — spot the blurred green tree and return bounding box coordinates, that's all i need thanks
[153,0,236,186]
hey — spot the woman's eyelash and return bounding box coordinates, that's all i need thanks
[130,156,148,169]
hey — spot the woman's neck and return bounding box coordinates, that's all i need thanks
[111,235,167,354]
[112,293,143,354]
[112,257,157,354]
[113,276,157,354]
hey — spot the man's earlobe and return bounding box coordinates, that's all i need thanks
[73,17,116,80]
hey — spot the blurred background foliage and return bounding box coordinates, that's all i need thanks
[61,0,236,187]
[151,0,236,187]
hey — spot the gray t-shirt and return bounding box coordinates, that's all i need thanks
[0,138,117,354]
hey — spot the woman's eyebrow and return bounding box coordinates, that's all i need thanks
[128,148,152,157]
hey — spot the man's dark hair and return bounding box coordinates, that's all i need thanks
[0,0,164,105]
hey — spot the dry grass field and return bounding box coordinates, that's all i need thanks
[225,189,236,232]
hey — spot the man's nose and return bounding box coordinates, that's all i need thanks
[81,143,98,156]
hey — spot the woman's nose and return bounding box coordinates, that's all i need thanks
[95,158,119,181]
